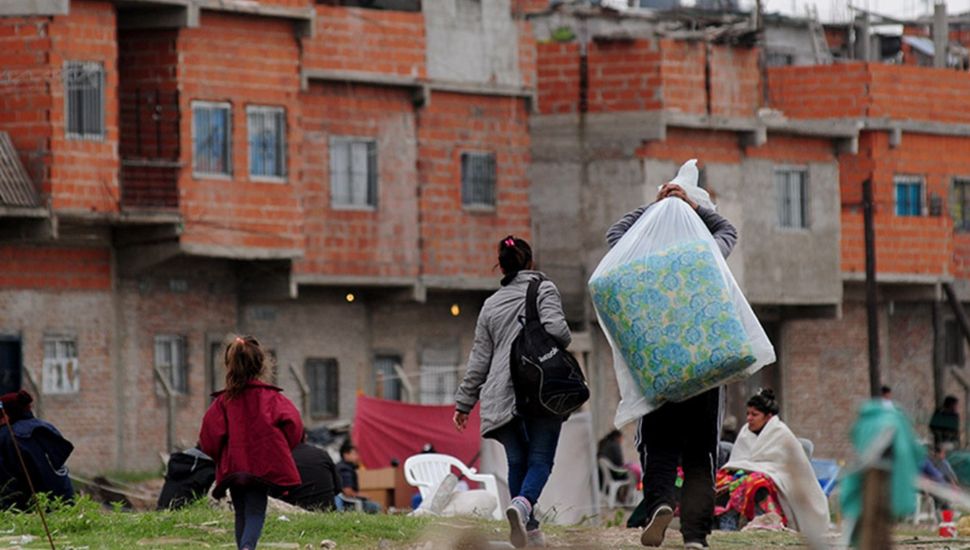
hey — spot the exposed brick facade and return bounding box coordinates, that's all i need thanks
[0,246,110,290]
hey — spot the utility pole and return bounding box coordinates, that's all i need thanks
[863,178,881,397]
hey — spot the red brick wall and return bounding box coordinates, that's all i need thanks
[303,6,426,78]
[0,17,52,197]
[588,39,663,113]
[868,64,970,124]
[710,45,760,117]
[178,12,303,253]
[638,128,742,164]
[0,246,110,290]
[767,63,869,119]
[512,0,549,14]
[536,42,579,115]
[417,93,531,279]
[296,82,420,279]
[660,39,706,115]
[47,0,120,213]
[744,134,834,163]
[518,20,537,90]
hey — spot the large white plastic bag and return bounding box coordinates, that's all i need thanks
[589,198,775,428]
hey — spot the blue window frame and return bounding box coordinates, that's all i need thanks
[895,177,923,217]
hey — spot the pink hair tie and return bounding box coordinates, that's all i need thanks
[235,337,245,345]
[504,238,515,247]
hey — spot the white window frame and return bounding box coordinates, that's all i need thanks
[247,105,287,183]
[154,335,188,395]
[775,167,809,230]
[64,61,105,140]
[329,136,378,210]
[894,175,926,217]
[192,101,233,179]
[461,151,497,210]
[42,335,79,395]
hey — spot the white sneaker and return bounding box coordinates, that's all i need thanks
[506,496,532,549]
[640,504,674,547]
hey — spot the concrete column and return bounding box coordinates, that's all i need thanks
[934,2,948,69]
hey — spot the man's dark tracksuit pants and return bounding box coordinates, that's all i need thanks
[637,387,720,543]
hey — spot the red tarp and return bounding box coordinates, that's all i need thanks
[352,395,482,470]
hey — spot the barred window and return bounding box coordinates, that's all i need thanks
[64,62,105,139]
[775,169,808,228]
[895,176,924,217]
[192,102,232,176]
[306,358,339,417]
[248,106,286,180]
[154,335,187,395]
[374,354,403,401]
[461,152,496,208]
[43,336,79,395]
[419,348,458,405]
[952,179,970,231]
[330,138,377,208]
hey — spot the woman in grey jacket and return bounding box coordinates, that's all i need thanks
[454,236,571,549]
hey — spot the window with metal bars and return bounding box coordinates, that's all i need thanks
[374,354,403,401]
[192,102,232,176]
[306,358,339,417]
[894,176,924,217]
[419,348,458,405]
[64,61,105,139]
[952,179,970,231]
[247,106,286,180]
[775,169,808,228]
[461,152,497,208]
[154,335,188,395]
[43,336,79,395]
[330,138,377,208]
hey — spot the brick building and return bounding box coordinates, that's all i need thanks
[0,0,536,472]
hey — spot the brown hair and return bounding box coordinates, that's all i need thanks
[224,335,265,399]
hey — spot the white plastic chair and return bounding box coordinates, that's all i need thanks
[403,453,503,520]
[598,458,638,508]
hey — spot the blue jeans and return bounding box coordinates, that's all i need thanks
[491,415,563,530]
[334,493,381,514]
[229,485,268,550]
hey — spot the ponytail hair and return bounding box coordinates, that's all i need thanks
[747,388,780,416]
[498,235,533,286]
[224,335,265,400]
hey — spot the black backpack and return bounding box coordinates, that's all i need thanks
[510,279,590,418]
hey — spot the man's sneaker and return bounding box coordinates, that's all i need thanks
[526,528,546,547]
[640,504,674,547]
[684,540,710,549]
[506,496,532,549]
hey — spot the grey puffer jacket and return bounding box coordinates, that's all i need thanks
[455,271,571,437]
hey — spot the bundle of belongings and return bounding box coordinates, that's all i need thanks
[157,446,216,510]
[589,159,775,426]
[410,473,497,519]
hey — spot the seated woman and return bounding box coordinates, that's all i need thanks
[715,389,829,533]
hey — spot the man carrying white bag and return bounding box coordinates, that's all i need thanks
[590,159,775,549]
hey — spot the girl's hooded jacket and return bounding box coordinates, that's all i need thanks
[199,380,303,497]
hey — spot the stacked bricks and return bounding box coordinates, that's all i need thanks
[0,245,110,290]
[303,6,426,78]
[536,41,580,115]
[296,82,421,279]
[47,0,120,213]
[417,92,531,279]
[177,11,304,252]
[660,39,706,115]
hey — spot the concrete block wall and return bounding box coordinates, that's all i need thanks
[297,82,420,279]
[304,6,426,78]
[177,11,304,253]
[48,0,119,213]
[417,92,531,280]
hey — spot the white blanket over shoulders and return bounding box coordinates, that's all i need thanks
[723,416,830,533]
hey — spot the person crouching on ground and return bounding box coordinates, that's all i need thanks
[200,336,303,550]
[454,235,572,548]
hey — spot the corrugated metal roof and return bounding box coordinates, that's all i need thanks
[0,131,39,207]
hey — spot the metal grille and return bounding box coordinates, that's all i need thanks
[248,106,286,179]
[43,336,79,395]
[419,348,459,405]
[330,138,377,207]
[64,61,104,139]
[306,358,339,417]
[461,152,496,207]
[894,176,924,217]
[154,335,187,395]
[775,169,807,228]
[953,180,970,231]
[374,355,403,401]
[193,102,231,176]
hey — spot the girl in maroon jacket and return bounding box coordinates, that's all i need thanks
[200,336,303,550]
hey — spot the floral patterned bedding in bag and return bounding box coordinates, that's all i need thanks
[589,239,756,403]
